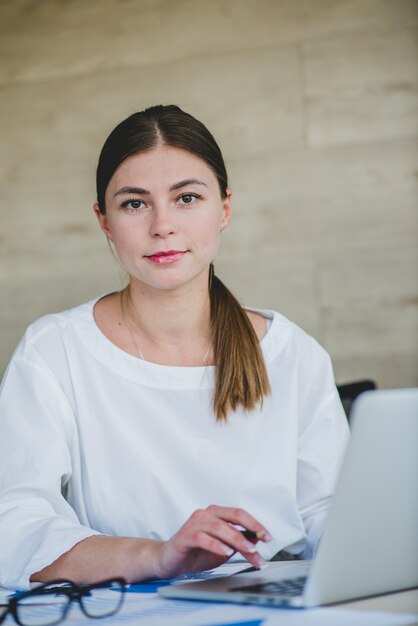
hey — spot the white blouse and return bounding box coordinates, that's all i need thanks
[0,298,349,589]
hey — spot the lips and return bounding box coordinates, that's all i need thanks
[145,250,188,265]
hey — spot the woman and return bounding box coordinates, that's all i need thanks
[0,105,349,589]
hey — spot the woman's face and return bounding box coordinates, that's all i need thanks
[94,145,231,293]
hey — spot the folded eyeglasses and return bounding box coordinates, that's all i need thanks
[0,578,126,626]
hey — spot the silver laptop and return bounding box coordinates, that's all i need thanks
[159,388,418,607]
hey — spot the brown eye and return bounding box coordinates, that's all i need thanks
[122,199,145,211]
[178,193,200,205]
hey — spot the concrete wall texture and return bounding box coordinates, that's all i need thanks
[1,0,417,387]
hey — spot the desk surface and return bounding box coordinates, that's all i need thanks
[339,587,418,614]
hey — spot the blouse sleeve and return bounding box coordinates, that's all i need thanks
[0,347,101,589]
[296,344,350,559]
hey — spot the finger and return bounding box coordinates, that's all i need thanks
[187,531,235,558]
[190,514,264,559]
[176,512,269,570]
[176,512,239,556]
[205,505,272,541]
[240,548,268,570]
[183,525,266,569]
[214,527,267,569]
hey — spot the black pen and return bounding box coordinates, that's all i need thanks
[241,529,266,541]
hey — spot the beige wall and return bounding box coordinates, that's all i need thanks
[1,0,417,387]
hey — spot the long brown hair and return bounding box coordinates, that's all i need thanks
[96,105,270,421]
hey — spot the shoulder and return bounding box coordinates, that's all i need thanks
[12,298,97,364]
[252,309,343,418]
[247,306,331,370]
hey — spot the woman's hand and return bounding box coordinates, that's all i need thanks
[30,508,272,585]
[155,505,272,579]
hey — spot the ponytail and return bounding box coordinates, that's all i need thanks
[209,264,271,422]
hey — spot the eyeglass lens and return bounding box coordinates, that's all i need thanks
[80,580,124,618]
[17,591,69,626]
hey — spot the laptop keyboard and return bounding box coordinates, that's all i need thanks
[231,576,307,597]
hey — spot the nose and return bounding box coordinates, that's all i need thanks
[149,204,176,239]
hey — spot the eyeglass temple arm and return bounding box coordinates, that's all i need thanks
[0,606,9,625]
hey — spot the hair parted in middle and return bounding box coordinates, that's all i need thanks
[96,104,270,421]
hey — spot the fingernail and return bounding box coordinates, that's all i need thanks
[244,541,257,553]
[255,556,268,569]
[223,546,234,556]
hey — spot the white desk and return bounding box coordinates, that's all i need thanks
[339,587,418,615]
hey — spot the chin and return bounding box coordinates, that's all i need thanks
[135,269,208,292]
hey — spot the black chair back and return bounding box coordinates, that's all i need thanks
[337,379,377,423]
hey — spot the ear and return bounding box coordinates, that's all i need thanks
[220,188,232,231]
[93,202,113,240]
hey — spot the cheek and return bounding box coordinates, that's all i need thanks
[106,216,136,243]
[106,222,141,263]
[197,222,222,256]
[193,206,224,237]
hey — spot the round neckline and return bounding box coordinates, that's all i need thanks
[72,295,279,389]
[92,294,274,367]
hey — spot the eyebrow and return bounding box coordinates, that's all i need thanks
[113,179,208,198]
[170,178,208,191]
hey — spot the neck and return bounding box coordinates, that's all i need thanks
[122,273,212,365]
